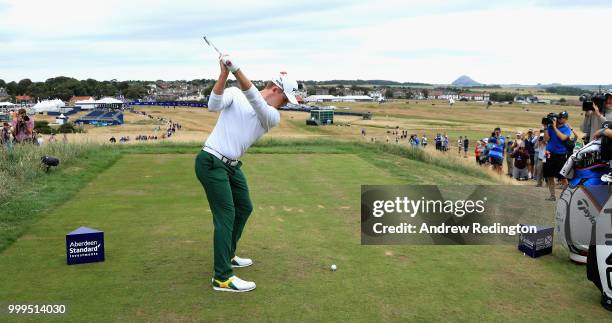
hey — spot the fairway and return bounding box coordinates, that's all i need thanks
[0,151,609,321]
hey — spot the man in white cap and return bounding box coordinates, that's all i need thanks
[195,53,298,292]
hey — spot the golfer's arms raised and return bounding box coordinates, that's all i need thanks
[208,65,233,112]
[233,69,253,92]
[234,69,280,130]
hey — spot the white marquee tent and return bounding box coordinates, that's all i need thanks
[96,97,123,104]
[76,97,123,110]
[75,97,97,110]
[32,99,65,113]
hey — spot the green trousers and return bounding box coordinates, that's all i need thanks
[195,150,253,281]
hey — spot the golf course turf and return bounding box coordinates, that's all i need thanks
[1,141,610,321]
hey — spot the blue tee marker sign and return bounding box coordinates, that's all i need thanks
[66,227,105,265]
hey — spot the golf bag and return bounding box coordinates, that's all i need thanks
[556,139,611,263]
[559,138,607,185]
[555,185,609,263]
[587,199,612,311]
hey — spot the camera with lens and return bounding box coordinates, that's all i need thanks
[579,93,607,112]
[542,112,558,126]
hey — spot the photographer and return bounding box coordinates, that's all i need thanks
[543,111,572,201]
[581,92,612,142]
[10,108,34,143]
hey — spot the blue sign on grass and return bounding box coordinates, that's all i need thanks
[66,227,105,265]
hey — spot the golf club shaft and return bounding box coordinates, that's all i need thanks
[203,36,222,55]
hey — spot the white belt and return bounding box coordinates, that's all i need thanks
[203,146,239,167]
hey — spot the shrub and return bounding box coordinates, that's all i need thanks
[34,120,54,134]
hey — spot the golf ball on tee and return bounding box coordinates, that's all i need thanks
[331,264,337,271]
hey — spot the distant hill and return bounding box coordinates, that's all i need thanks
[451,75,482,87]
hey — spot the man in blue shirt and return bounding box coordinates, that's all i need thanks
[543,111,572,201]
[489,127,505,175]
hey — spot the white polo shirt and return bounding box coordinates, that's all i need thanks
[204,85,280,160]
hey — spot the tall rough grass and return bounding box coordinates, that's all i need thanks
[0,143,99,204]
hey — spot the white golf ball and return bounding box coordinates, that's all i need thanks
[331,264,337,271]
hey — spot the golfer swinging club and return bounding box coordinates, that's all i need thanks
[195,53,298,292]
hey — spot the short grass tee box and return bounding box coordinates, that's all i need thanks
[518,225,553,258]
[66,227,105,265]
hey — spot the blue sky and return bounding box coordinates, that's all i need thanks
[1,0,611,84]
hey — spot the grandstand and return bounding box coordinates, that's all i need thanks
[75,110,124,126]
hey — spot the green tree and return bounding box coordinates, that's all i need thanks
[6,81,17,95]
[489,92,517,102]
[117,81,130,93]
[384,88,393,98]
[27,83,50,99]
[34,120,54,134]
[99,82,118,97]
[203,84,214,96]
[17,79,32,95]
[124,84,147,99]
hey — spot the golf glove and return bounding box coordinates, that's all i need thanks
[220,54,240,73]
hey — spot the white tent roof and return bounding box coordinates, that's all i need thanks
[32,99,65,113]
[0,102,15,106]
[96,97,123,104]
[76,97,96,104]
[304,95,336,102]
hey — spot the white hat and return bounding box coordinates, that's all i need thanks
[271,72,299,104]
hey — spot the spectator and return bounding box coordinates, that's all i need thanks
[409,135,420,147]
[524,129,536,179]
[543,111,572,201]
[474,141,481,164]
[457,136,463,155]
[510,144,530,180]
[489,128,505,175]
[482,139,492,165]
[11,108,34,143]
[48,134,57,143]
[443,135,449,152]
[505,137,514,177]
[1,122,12,150]
[421,135,427,148]
[534,133,546,187]
[581,92,612,142]
[463,136,469,158]
[35,134,44,146]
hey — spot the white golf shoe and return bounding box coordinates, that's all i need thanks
[212,276,256,293]
[231,256,253,268]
